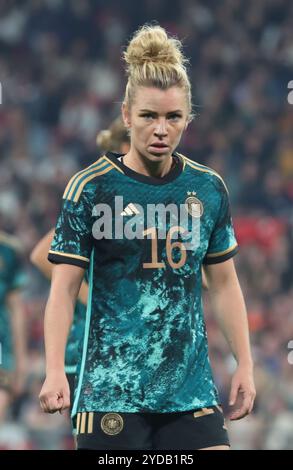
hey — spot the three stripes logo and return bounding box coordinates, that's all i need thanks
[121,203,140,216]
[76,412,94,434]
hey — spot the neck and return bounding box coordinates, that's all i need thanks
[122,150,174,178]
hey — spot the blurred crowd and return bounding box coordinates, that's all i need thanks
[0,0,292,450]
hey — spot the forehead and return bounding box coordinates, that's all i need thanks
[133,86,187,112]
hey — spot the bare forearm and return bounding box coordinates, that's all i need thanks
[44,263,84,373]
[44,290,74,374]
[209,279,253,367]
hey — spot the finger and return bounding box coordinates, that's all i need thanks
[39,393,47,411]
[248,393,256,414]
[230,393,254,420]
[230,407,249,420]
[39,398,46,412]
[58,396,68,415]
[40,397,50,414]
[248,402,254,414]
[242,391,255,415]
[47,396,62,414]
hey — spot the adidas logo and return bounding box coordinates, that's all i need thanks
[121,203,140,216]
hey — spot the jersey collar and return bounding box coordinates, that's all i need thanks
[105,151,184,186]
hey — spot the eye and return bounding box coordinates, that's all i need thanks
[140,113,155,120]
[168,114,182,122]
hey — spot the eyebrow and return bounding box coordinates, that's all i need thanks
[139,109,183,113]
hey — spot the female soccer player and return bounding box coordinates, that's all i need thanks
[39,25,256,450]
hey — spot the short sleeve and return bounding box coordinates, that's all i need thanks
[48,189,93,269]
[203,180,238,265]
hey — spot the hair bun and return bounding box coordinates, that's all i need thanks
[124,25,186,70]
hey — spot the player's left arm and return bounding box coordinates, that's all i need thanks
[6,289,27,396]
[204,258,256,420]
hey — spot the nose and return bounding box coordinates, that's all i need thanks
[154,119,168,138]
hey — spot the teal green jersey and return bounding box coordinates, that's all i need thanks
[65,299,86,374]
[0,232,26,371]
[48,152,238,416]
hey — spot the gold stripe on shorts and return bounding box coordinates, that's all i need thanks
[80,412,87,434]
[87,412,94,434]
[193,407,215,418]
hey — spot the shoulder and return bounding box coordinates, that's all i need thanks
[179,153,229,194]
[0,231,22,255]
[62,155,115,203]
[0,231,23,263]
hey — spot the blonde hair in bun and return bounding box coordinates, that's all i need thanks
[123,24,193,120]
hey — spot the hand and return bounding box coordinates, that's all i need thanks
[39,372,70,414]
[229,365,256,420]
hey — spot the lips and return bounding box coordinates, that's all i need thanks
[150,142,168,148]
[149,143,169,153]
[148,143,169,154]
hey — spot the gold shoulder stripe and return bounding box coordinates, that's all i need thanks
[63,158,103,199]
[180,154,229,193]
[206,243,238,258]
[182,156,186,170]
[104,155,125,174]
[48,250,90,263]
[72,166,114,202]
[64,157,109,200]
[175,152,186,170]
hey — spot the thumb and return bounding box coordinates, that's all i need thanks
[229,381,239,406]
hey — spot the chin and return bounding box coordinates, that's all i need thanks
[146,151,171,162]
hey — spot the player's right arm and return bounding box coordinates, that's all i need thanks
[30,229,89,305]
[39,169,95,413]
[39,263,84,414]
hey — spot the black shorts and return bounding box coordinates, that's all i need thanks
[76,405,230,450]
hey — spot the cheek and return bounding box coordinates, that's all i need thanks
[131,125,146,146]
[171,125,185,141]
[134,123,152,139]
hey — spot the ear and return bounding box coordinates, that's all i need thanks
[122,102,131,128]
